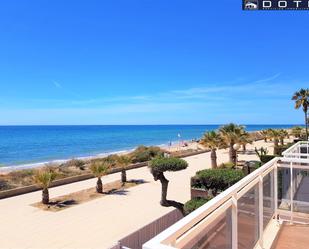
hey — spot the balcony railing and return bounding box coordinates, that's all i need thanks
[282,141,309,159]
[143,141,309,249]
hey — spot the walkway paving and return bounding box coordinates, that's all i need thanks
[0,140,273,249]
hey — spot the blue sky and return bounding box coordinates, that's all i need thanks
[0,0,308,125]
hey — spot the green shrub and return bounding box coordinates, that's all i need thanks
[149,157,188,172]
[184,197,212,215]
[191,168,244,195]
[260,155,276,164]
[131,146,164,163]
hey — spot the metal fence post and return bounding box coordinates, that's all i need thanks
[259,175,264,248]
[290,161,294,224]
[232,194,238,249]
[274,163,278,221]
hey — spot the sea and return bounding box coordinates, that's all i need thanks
[0,125,298,168]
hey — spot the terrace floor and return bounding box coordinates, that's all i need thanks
[271,223,309,249]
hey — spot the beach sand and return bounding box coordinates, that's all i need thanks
[0,138,283,249]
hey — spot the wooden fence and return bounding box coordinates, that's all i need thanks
[109,209,183,249]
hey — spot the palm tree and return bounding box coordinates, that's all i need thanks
[219,123,245,164]
[278,129,288,146]
[260,130,269,142]
[117,155,132,184]
[200,131,222,168]
[268,129,280,155]
[90,161,110,193]
[291,126,304,139]
[239,131,252,151]
[33,167,57,204]
[292,88,309,140]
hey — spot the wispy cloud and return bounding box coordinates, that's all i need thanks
[27,73,288,109]
[253,73,281,83]
[52,81,62,89]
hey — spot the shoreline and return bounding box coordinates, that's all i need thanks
[0,127,291,172]
[0,140,192,173]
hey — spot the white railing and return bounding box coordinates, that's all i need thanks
[143,143,309,249]
[282,141,309,159]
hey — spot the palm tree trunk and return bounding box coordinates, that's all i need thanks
[264,138,267,142]
[229,144,233,163]
[305,110,308,140]
[210,149,217,168]
[274,139,279,155]
[121,169,127,183]
[229,143,237,164]
[42,188,49,204]
[280,138,284,146]
[242,144,246,151]
[96,177,103,193]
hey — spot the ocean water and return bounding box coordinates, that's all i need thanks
[0,125,298,167]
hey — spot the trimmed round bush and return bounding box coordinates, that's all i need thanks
[191,168,245,194]
[184,197,212,215]
[149,157,188,172]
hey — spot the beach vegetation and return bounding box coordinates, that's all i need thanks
[184,197,212,215]
[33,167,57,204]
[292,88,309,140]
[62,159,86,170]
[149,157,188,214]
[200,131,223,168]
[131,145,164,163]
[90,161,110,193]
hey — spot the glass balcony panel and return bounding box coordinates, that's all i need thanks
[186,207,232,249]
[263,170,275,229]
[238,183,259,249]
[277,166,291,212]
[292,168,309,214]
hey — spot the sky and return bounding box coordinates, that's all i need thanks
[0,0,308,125]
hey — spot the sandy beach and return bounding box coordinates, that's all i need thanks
[0,138,281,249]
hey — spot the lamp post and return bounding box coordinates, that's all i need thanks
[233,143,240,165]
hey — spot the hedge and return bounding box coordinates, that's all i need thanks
[191,168,244,195]
[184,197,212,215]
